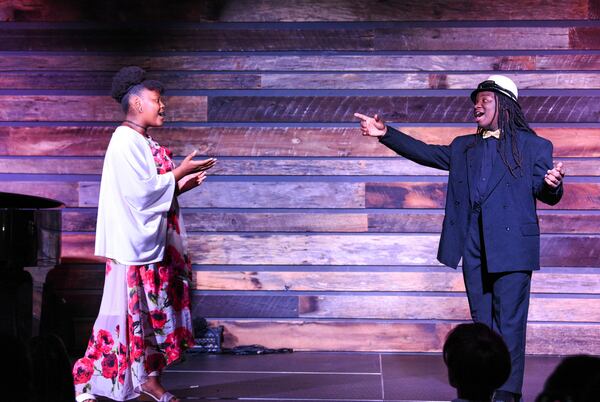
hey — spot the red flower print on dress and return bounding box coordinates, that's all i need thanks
[86,345,102,361]
[126,265,139,288]
[130,335,144,361]
[164,327,194,364]
[150,309,168,330]
[158,265,171,286]
[96,329,114,354]
[144,353,166,374]
[118,343,128,385]
[72,357,94,384]
[101,353,119,379]
[167,278,190,312]
[128,290,140,315]
[105,261,112,276]
[141,267,159,293]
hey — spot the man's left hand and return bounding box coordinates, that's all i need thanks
[545,161,565,188]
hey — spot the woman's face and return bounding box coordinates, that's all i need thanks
[473,91,499,130]
[133,88,165,127]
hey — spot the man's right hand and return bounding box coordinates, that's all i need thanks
[354,113,387,137]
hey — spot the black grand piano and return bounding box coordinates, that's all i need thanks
[0,192,63,339]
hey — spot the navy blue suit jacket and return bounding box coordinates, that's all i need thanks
[380,127,563,273]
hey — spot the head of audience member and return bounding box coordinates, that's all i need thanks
[443,323,511,401]
[535,354,600,402]
[28,333,75,402]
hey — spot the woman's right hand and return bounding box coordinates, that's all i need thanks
[173,150,217,181]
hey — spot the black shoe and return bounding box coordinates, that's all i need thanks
[493,390,519,402]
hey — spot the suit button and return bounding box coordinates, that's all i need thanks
[506,227,510,231]
[455,201,460,205]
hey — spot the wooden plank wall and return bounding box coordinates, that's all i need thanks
[1,0,599,355]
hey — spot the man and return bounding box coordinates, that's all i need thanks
[355,75,565,402]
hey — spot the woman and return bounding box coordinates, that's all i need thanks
[73,66,216,402]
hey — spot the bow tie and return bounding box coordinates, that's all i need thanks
[482,129,500,139]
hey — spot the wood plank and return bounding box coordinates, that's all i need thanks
[0,96,207,122]
[9,180,599,210]
[2,157,599,177]
[370,212,600,234]
[63,210,600,234]
[0,157,446,176]
[207,96,600,123]
[7,0,593,22]
[192,295,298,318]
[569,27,600,50]
[1,127,598,157]
[366,182,600,210]
[0,71,261,90]
[211,320,600,354]
[196,270,600,294]
[47,265,600,294]
[0,27,583,52]
[80,181,365,208]
[210,0,594,22]
[4,54,599,72]
[297,295,600,322]
[63,210,368,232]
[5,71,600,90]
[262,72,600,90]
[0,181,78,205]
[62,233,600,267]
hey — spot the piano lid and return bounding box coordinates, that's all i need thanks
[0,192,64,268]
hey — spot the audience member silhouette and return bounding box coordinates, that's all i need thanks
[535,354,600,402]
[29,333,75,402]
[0,331,33,402]
[443,323,511,402]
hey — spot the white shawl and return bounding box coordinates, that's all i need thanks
[94,126,176,265]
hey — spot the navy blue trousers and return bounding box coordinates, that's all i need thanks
[462,212,531,397]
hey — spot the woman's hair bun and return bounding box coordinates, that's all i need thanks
[111,66,147,103]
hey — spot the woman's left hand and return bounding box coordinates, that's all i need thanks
[178,171,207,194]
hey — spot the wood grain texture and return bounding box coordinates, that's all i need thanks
[196,270,600,294]
[207,96,600,123]
[7,0,594,22]
[1,27,587,52]
[62,233,600,267]
[0,96,207,122]
[211,320,600,354]
[3,54,600,72]
[80,181,366,208]
[297,295,600,322]
[8,179,599,210]
[62,210,600,234]
[5,71,599,90]
[0,71,261,90]
[62,210,369,232]
[2,127,598,157]
[0,181,78,205]
[366,182,600,210]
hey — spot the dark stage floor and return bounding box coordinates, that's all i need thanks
[151,352,561,402]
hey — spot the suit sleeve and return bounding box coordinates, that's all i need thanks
[533,139,563,206]
[379,126,451,171]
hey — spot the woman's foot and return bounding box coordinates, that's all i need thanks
[75,393,96,402]
[140,377,179,401]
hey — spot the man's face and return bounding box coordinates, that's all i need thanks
[473,91,499,130]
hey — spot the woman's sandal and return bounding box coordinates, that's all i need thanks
[75,393,96,402]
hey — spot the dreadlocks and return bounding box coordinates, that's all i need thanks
[474,93,536,177]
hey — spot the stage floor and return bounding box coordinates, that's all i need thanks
[153,352,561,402]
